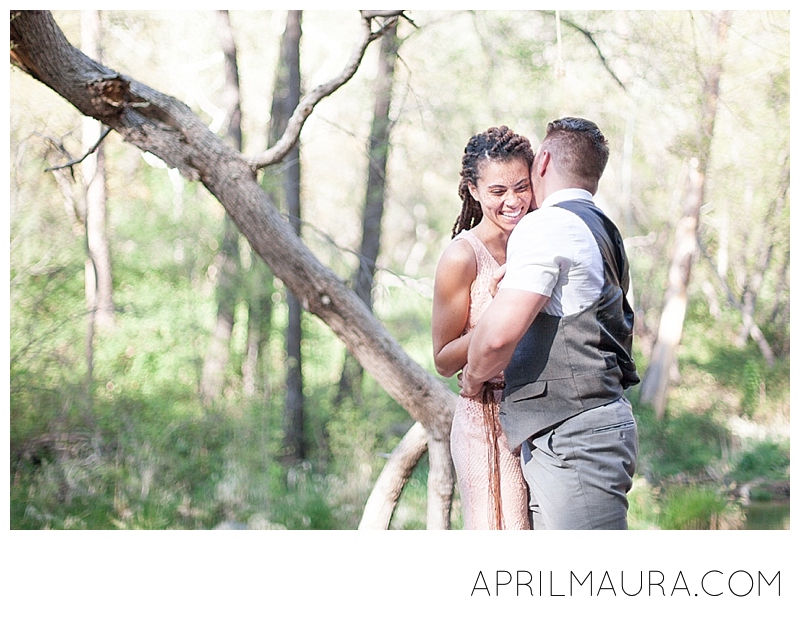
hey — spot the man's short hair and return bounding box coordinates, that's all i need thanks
[543,117,609,184]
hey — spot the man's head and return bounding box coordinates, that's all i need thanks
[531,117,609,203]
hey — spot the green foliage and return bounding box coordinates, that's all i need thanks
[678,301,790,422]
[634,404,729,480]
[733,440,789,482]
[389,455,435,530]
[626,477,661,530]
[741,359,764,418]
[656,486,744,530]
[266,464,338,530]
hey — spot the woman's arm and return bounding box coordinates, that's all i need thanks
[431,239,476,377]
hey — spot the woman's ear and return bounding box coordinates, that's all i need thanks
[468,182,479,202]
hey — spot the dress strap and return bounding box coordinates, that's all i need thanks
[454,229,499,268]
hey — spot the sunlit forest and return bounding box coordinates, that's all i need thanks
[9,9,789,530]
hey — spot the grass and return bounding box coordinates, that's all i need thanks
[656,485,744,530]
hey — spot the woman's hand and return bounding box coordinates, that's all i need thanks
[489,264,506,297]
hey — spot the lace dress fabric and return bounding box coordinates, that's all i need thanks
[449,230,530,529]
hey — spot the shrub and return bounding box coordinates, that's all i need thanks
[732,439,789,482]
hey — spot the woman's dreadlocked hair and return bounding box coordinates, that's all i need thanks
[452,126,534,238]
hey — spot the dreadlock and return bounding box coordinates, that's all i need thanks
[452,126,534,238]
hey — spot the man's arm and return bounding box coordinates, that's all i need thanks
[460,287,550,397]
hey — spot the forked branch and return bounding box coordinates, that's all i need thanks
[44,126,112,172]
[246,10,411,170]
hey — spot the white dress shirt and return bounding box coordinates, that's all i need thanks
[499,188,604,317]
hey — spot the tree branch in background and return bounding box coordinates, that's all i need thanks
[44,126,112,172]
[246,10,411,170]
[546,11,628,93]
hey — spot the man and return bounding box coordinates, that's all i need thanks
[460,117,640,529]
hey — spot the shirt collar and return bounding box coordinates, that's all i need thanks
[539,188,594,210]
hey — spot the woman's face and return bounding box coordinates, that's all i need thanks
[468,157,532,233]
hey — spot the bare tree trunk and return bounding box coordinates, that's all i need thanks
[701,230,778,368]
[83,144,113,330]
[242,256,273,397]
[199,10,244,405]
[80,9,113,422]
[640,11,730,419]
[337,20,400,405]
[426,433,455,529]
[768,250,789,324]
[81,11,114,332]
[734,160,787,365]
[45,157,95,422]
[11,10,456,529]
[200,216,240,404]
[216,10,243,151]
[243,9,313,403]
[359,422,428,529]
[83,281,96,422]
[355,26,398,303]
[245,11,304,405]
[279,11,305,463]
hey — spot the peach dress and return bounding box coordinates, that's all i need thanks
[449,230,530,529]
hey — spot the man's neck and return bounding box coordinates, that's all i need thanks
[540,187,594,209]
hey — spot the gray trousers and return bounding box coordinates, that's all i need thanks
[519,397,638,530]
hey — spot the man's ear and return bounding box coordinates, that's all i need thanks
[536,150,551,177]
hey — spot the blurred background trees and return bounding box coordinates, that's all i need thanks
[9,10,789,530]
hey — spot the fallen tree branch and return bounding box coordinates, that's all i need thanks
[11,10,458,528]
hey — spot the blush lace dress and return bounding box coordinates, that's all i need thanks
[449,230,531,529]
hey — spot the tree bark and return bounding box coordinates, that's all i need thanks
[425,432,455,529]
[282,11,305,463]
[10,9,456,526]
[640,11,730,419]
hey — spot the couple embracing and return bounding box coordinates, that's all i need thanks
[432,118,640,530]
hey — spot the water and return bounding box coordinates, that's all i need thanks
[743,501,790,530]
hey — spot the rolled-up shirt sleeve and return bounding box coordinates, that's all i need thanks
[499,210,564,298]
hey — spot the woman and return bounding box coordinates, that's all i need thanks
[432,126,534,529]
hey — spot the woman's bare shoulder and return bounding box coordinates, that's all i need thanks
[437,236,476,272]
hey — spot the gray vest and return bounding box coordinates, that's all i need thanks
[499,199,640,450]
